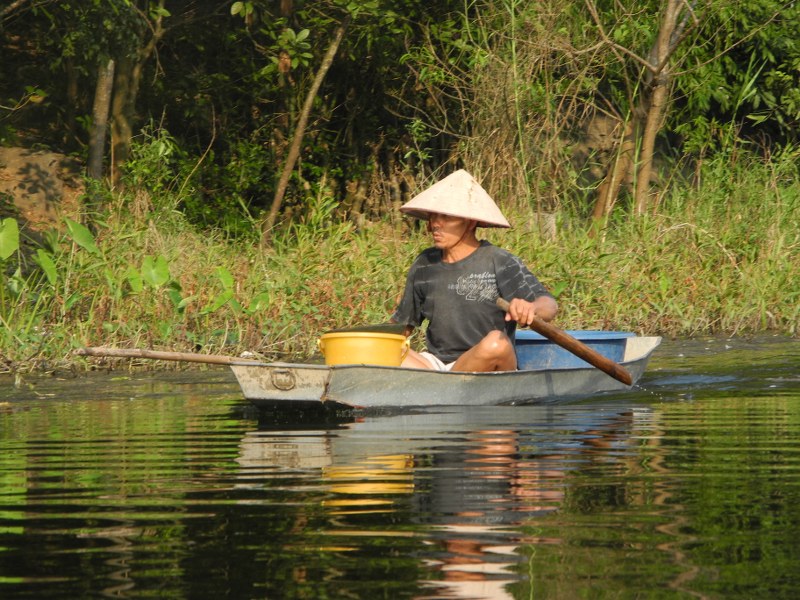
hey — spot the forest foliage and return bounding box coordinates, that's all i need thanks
[0,0,799,370]
[2,0,798,231]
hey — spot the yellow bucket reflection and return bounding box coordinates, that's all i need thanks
[323,454,414,508]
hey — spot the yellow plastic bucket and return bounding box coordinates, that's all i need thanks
[318,331,410,366]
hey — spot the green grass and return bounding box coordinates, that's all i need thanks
[1,149,798,374]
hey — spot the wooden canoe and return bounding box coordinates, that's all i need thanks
[231,335,661,410]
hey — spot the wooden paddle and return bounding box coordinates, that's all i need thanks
[496,297,633,386]
[76,346,266,366]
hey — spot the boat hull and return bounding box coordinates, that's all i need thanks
[231,336,662,410]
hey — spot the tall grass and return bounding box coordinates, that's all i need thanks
[495,145,800,336]
[0,145,797,374]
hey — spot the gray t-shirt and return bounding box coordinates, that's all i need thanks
[392,241,553,362]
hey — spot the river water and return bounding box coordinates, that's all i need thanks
[1,336,799,599]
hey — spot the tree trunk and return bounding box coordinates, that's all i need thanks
[64,57,79,146]
[587,0,696,221]
[88,59,115,181]
[592,118,636,223]
[109,56,135,187]
[634,80,668,215]
[260,15,352,245]
[634,0,682,215]
[109,1,167,188]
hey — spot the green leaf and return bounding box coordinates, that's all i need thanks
[659,274,672,296]
[126,267,143,293]
[141,255,170,288]
[6,266,23,296]
[247,291,272,314]
[177,294,197,310]
[35,249,58,285]
[216,266,234,289]
[64,218,100,255]
[0,218,20,260]
[201,290,233,314]
[166,287,184,310]
[64,291,82,312]
[746,112,770,125]
[229,298,243,314]
[550,282,568,298]
[102,267,123,297]
[150,6,170,19]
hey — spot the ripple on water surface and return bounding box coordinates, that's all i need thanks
[1,337,799,598]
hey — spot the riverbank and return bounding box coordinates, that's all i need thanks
[1,153,798,375]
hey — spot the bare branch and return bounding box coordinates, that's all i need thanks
[1,0,32,20]
[583,0,654,72]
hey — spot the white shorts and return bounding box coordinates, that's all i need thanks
[419,351,456,371]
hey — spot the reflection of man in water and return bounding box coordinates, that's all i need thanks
[235,409,643,599]
[417,429,565,599]
[421,429,563,524]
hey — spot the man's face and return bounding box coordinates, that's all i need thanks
[427,213,475,250]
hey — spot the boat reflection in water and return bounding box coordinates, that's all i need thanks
[235,405,646,599]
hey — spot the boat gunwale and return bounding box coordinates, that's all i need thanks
[249,336,662,375]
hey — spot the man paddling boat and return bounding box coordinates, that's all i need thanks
[391,169,558,372]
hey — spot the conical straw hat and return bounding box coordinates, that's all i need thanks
[400,169,511,228]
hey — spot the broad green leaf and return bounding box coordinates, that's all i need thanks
[6,266,23,295]
[64,218,100,255]
[0,217,20,260]
[126,267,143,293]
[229,298,243,314]
[141,255,170,288]
[550,281,568,298]
[35,249,58,285]
[216,266,234,289]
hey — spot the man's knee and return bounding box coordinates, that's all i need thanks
[480,330,513,356]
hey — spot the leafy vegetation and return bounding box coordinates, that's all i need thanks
[1,137,797,374]
[0,1,798,372]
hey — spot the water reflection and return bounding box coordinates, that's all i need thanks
[1,337,799,599]
[234,404,652,599]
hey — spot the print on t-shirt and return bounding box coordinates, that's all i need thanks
[451,272,499,303]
